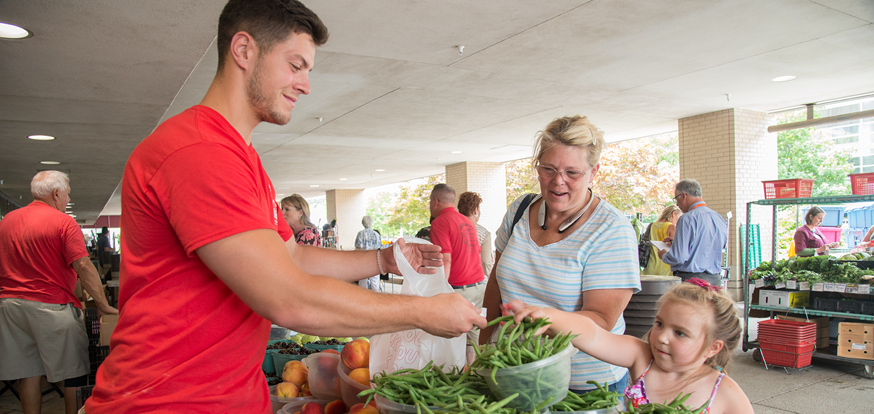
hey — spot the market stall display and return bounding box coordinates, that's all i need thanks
[743,193,874,378]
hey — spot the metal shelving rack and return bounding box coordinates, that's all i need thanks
[742,194,874,378]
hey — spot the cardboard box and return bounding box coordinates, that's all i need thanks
[758,290,810,308]
[99,314,119,346]
[837,322,874,360]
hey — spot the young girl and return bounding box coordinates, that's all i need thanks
[506,279,753,414]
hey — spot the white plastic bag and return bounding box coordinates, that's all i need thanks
[369,237,467,375]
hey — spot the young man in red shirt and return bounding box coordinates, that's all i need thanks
[0,171,117,414]
[84,1,485,413]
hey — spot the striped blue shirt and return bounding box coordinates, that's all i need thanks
[495,195,641,390]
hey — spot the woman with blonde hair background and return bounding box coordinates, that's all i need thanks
[281,194,321,246]
[641,205,681,275]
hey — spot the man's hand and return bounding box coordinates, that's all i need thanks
[97,304,119,318]
[662,236,673,244]
[418,293,487,338]
[384,238,444,275]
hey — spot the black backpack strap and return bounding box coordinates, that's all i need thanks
[509,193,538,238]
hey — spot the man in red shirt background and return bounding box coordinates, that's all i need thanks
[429,184,486,356]
[84,1,486,412]
[0,171,117,414]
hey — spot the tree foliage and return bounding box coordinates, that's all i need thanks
[379,174,444,237]
[505,159,539,206]
[775,111,854,197]
[593,133,680,220]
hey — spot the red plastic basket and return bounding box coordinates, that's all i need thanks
[759,347,814,368]
[762,179,814,199]
[849,172,874,196]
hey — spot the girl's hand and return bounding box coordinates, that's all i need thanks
[503,299,550,336]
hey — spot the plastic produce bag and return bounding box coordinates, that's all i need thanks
[369,237,467,375]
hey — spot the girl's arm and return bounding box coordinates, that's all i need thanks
[713,376,754,414]
[506,300,652,375]
[666,223,676,239]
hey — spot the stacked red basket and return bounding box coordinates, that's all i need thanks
[757,319,817,368]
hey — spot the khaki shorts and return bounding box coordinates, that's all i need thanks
[0,298,89,383]
[452,281,486,346]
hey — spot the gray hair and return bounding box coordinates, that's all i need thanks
[362,215,373,228]
[675,178,702,197]
[31,170,69,199]
[430,183,456,204]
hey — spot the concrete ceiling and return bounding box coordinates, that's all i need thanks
[1,0,873,224]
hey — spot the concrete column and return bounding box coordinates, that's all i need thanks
[678,109,776,298]
[325,189,366,250]
[445,162,507,247]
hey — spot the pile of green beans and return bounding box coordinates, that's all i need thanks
[358,361,487,408]
[422,393,524,414]
[550,381,622,411]
[625,393,708,414]
[471,315,577,371]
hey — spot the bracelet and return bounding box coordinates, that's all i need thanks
[377,246,386,275]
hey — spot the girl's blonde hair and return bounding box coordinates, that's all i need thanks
[645,282,741,372]
[657,204,680,222]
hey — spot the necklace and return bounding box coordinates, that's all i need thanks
[539,187,595,233]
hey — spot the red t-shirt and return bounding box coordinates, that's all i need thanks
[429,207,483,286]
[86,106,293,414]
[0,201,88,307]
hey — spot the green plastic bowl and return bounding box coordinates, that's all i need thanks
[272,352,308,374]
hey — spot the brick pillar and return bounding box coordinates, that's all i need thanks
[445,162,507,246]
[678,109,776,298]
[325,189,366,250]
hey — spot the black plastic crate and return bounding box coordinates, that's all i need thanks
[860,301,874,316]
[813,297,838,312]
[84,308,100,346]
[837,300,864,314]
[77,385,93,408]
[89,345,109,365]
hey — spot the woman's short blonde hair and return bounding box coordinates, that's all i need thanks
[532,115,606,169]
[657,205,681,222]
[281,194,315,228]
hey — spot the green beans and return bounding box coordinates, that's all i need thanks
[471,316,577,373]
[358,363,488,408]
[624,392,709,414]
[550,381,622,411]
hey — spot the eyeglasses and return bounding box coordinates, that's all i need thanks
[673,193,685,202]
[536,165,589,181]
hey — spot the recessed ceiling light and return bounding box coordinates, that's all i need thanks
[0,22,31,39]
[771,75,796,82]
[40,161,60,165]
[28,134,55,141]
[339,178,348,181]
[451,151,463,154]
[375,169,385,172]
[310,184,319,188]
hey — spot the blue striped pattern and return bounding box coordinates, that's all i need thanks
[495,195,641,389]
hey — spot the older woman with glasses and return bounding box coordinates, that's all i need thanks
[482,115,641,395]
[281,194,321,246]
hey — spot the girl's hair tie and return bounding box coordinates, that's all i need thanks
[688,277,721,292]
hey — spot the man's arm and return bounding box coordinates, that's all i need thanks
[197,229,484,337]
[71,257,118,316]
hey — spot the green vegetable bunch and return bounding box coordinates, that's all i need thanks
[358,361,486,408]
[471,315,577,374]
[625,392,707,414]
[550,381,622,411]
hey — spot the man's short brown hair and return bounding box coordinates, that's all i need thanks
[216,0,329,72]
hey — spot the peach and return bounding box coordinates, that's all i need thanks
[275,381,299,398]
[341,339,370,370]
[324,399,348,414]
[321,349,340,355]
[301,401,325,414]
[348,368,371,387]
[282,360,308,387]
[299,382,312,397]
[349,402,379,414]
